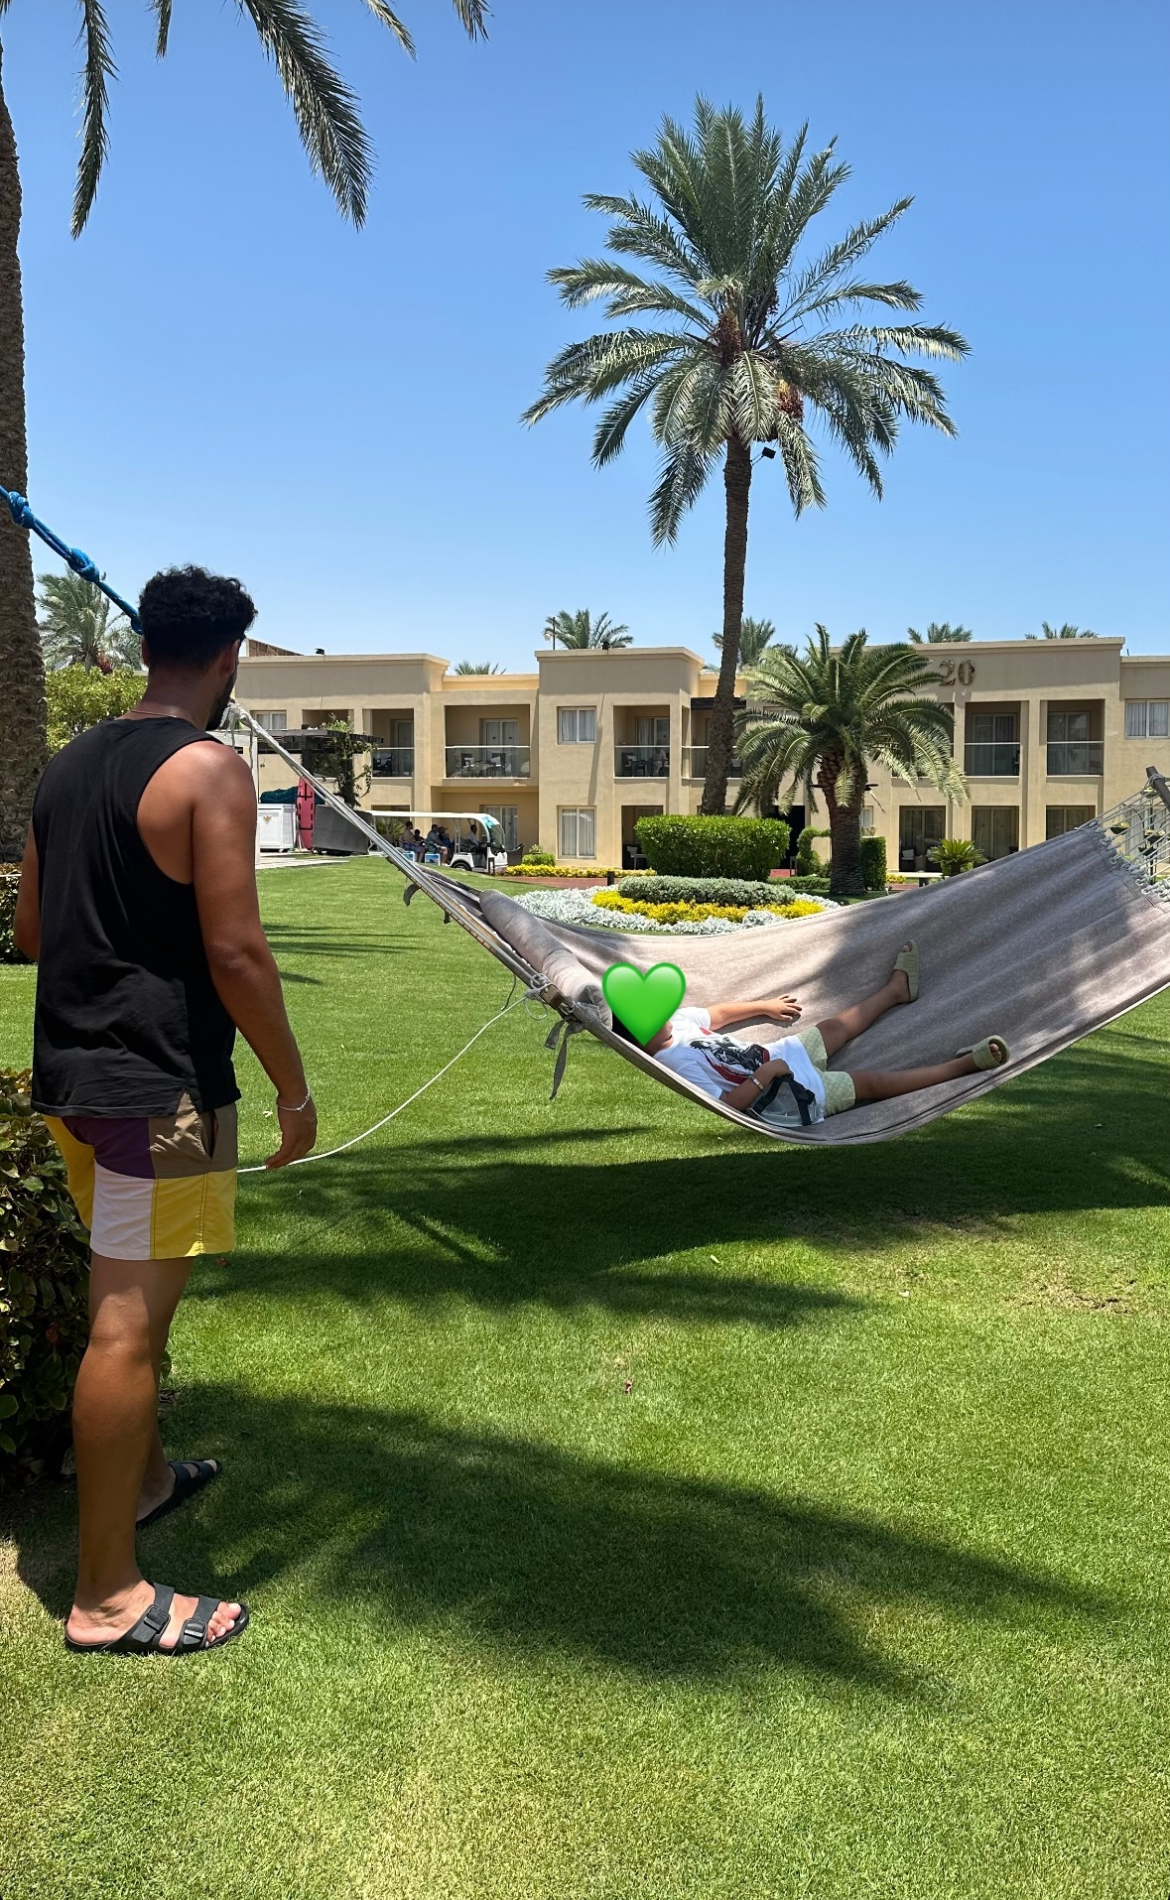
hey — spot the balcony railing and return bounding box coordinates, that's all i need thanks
[683,747,741,778]
[371,747,414,778]
[964,741,1020,777]
[444,744,531,779]
[615,745,670,778]
[1047,741,1104,776]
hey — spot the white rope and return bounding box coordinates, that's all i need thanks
[239,990,534,1175]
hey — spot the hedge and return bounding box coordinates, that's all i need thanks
[0,867,23,964]
[796,826,830,877]
[0,1072,89,1484]
[616,873,830,906]
[860,836,888,892]
[634,815,790,880]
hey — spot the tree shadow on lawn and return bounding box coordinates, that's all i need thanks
[262,923,405,961]
[13,1390,1110,1695]
[195,1035,1169,1322]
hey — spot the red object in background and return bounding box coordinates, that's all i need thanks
[296,779,315,851]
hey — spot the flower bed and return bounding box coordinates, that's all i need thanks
[511,887,836,936]
[501,865,619,880]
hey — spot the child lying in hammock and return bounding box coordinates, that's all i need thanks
[618,942,1008,1127]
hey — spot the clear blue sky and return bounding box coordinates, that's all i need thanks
[6,0,1168,662]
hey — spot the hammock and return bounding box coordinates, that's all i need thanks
[232,704,1170,1147]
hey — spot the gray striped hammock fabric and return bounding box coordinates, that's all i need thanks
[232,707,1170,1147]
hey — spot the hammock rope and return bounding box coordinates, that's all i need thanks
[1,484,141,630]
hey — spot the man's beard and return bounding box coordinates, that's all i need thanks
[206,668,238,731]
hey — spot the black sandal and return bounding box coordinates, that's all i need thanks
[137,1458,222,1530]
[64,1584,249,1656]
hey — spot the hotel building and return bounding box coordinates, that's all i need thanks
[234,637,1170,871]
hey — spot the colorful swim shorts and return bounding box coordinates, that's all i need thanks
[44,1093,237,1260]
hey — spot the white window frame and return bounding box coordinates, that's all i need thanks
[557,706,597,744]
[1126,700,1169,739]
[255,710,287,732]
[558,807,596,858]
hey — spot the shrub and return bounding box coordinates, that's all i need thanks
[634,815,790,880]
[45,666,143,752]
[785,874,832,895]
[929,838,987,877]
[0,1072,90,1485]
[796,825,830,877]
[0,867,24,964]
[859,836,888,892]
[521,846,556,867]
[616,875,774,908]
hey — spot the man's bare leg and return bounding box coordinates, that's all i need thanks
[851,1040,1007,1104]
[66,1253,241,1650]
[816,942,917,1059]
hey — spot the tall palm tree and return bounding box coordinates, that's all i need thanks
[713,614,783,665]
[908,621,973,643]
[542,609,633,650]
[452,661,503,674]
[1025,621,1098,640]
[735,626,963,895]
[524,97,968,818]
[0,0,486,858]
[38,570,141,673]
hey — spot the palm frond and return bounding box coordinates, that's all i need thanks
[71,0,117,237]
[582,194,704,287]
[781,200,913,320]
[522,330,692,423]
[357,0,416,56]
[237,0,373,223]
[549,258,706,326]
[591,379,658,466]
[648,443,715,546]
[148,0,173,55]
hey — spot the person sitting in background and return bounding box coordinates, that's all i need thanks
[615,942,1008,1125]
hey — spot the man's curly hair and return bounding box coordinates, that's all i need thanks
[138,566,256,670]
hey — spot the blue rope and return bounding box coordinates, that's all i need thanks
[1,484,141,633]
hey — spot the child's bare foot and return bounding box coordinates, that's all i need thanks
[956,1035,1010,1073]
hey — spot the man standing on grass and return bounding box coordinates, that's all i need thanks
[14,566,317,1656]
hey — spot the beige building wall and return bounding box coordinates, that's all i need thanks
[235,638,1170,869]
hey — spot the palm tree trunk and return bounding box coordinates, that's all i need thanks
[0,41,46,861]
[827,802,865,896]
[700,435,752,816]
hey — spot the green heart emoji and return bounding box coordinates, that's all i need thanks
[602,961,687,1045]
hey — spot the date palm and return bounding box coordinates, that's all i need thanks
[524,96,968,817]
[735,626,963,895]
[713,614,782,665]
[38,570,141,673]
[908,621,973,643]
[0,0,486,857]
[542,609,633,650]
[1025,622,1098,640]
[452,661,503,674]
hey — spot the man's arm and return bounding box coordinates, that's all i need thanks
[13,830,40,962]
[705,995,801,1033]
[189,750,317,1169]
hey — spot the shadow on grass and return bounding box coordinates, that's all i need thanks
[198,1035,1169,1322]
[263,923,404,961]
[13,1389,1108,1693]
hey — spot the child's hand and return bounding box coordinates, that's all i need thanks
[765,994,802,1024]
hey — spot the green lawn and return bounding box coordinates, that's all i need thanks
[3,857,1169,1900]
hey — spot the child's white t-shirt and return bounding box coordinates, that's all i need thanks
[655,1006,825,1110]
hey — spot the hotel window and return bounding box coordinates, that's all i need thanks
[480,806,520,851]
[972,806,1020,860]
[1125,700,1170,739]
[480,718,519,747]
[1046,806,1095,839]
[559,807,596,858]
[255,710,287,731]
[557,707,597,743]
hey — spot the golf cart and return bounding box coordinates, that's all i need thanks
[388,811,509,875]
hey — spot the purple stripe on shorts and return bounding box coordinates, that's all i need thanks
[61,1116,154,1180]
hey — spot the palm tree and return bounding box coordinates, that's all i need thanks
[713,615,783,665]
[524,97,968,818]
[452,661,504,674]
[542,609,633,650]
[0,0,486,859]
[1025,622,1098,640]
[908,621,973,643]
[735,626,963,896]
[38,570,141,673]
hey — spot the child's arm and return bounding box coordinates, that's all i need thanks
[720,1056,792,1110]
[705,995,801,1032]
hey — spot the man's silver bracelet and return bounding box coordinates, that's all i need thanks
[277,1089,313,1113]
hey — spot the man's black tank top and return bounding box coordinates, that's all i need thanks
[31,717,239,1118]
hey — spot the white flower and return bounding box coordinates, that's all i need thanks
[509,889,836,935]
